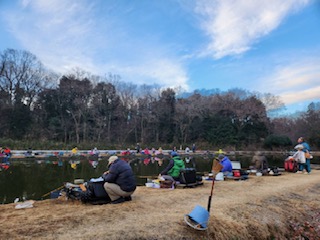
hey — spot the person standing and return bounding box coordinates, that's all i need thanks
[135,143,141,153]
[2,147,11,164]
[192,143,196,153]
[297,137,311,174]
[102,156,136,204]
[292,144,306,173]
[3,147,11,157]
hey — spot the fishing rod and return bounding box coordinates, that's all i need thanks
[207,159,223,212]
[40,185,65,199]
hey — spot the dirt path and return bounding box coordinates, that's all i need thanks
[1,171,320,240]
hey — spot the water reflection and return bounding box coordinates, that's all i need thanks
[0,154,310,204]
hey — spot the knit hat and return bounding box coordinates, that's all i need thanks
[294,144,304,150]
[171,151,178,157]
[108,156,118,165]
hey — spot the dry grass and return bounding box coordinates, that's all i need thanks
[1,171,320,240]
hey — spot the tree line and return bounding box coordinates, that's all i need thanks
[1,48,319,150]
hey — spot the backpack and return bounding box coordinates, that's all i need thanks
[64,184,83,201]
[63,181,111,205]
[179,168,203,187]
[179,168,197,184]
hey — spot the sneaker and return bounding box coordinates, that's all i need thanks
[124,196,132,201]
[111,197,125,204]
[296,171,302,174]
[304,172,308,175]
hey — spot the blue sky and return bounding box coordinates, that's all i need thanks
[1,0,320,115]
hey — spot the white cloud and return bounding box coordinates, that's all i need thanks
[4,0,97,71]
[195,0,310,58]
[257,58,320,105]
[104,58,189,91]
[3,0,190,90]
[281,86,320,105]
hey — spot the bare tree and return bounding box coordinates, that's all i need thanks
[0,49,48,108]
[58,75,93,144]
[91,82,120,143]
[175,93,203,144]
[257,92,286,118]
[113,82,139,144]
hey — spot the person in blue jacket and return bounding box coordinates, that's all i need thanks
[217,154,233,176]
[103,156,136,204]
[297,137,311,174]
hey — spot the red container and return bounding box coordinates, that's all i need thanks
[233,170,241,177]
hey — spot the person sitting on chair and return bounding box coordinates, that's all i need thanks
[251,151,268,174]
[159,151,185,181]
[217,154,232,176]
[102,156,136,204]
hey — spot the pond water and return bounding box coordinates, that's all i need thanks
[0,153,315,204]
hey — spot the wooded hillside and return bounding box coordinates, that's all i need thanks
[1,49,320,150]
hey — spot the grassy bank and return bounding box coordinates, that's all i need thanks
[0,171,319,239]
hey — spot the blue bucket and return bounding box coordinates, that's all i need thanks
[188,205,210,228]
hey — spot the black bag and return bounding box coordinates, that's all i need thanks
[81,181,111,205]
[86,181,107,198]
[270,166,281,176]
[179,168,197,185]
[65,186,83,201]
[64,181,111,205]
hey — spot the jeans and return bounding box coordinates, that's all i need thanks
[299,159,311,173]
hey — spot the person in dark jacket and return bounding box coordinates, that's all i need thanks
[159,151,185,181]
[102,156,136,204]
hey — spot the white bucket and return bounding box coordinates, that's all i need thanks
[145,182,154,188]
[215,172,224,181]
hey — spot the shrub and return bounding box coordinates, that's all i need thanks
[263,135,292,150]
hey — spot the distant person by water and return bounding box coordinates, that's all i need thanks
[71,147,78,155]
[135,143,141,153]
[185,146,190,153]
[292,144,306,174]
[251,151,268,174]
[192,144,196,153]
[297,137,311,174]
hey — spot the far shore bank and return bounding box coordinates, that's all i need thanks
[4,149,320,159]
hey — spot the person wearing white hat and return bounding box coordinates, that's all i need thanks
[102,156,136,204]
[108,156,118,165]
